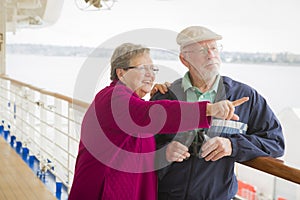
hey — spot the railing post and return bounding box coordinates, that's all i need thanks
[39,93,47,165]
[13,85,21,154]
[28,89,36,158]
[67,102,73,193]
[54,98,62,182]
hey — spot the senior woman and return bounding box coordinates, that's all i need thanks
[68,43,248,200]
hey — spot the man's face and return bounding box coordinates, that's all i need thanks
[181,40,222,81]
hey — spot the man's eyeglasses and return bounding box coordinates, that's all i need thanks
[124,64,159,75]
[182,44,223,56]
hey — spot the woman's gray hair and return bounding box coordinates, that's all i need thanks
[110,43,150,80]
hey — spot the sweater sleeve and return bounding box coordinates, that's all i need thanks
[103,85,211,134]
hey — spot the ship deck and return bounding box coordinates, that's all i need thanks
[0,136,56,200]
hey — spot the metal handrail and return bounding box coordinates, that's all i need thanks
[0,75,89,108]
[241,156,300,184]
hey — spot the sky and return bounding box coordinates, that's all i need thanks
[6,0,300,53]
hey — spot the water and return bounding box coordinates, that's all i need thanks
[6,54,83,98]
[6,54,300,199]
[6,54,300,114]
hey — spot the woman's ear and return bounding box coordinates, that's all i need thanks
[116,68,124,80]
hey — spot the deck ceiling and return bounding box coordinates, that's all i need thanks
[5,0,63,32]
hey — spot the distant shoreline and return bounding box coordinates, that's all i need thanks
[6,43,300,65]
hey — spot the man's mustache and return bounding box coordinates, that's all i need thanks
[205,59,220,67]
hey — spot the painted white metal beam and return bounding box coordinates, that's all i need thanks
[0,1,6,75]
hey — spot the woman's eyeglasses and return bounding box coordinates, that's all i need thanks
[124,64,159,74]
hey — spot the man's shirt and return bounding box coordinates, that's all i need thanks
[182,72,219,103]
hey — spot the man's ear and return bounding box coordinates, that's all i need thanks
[116,68,124,80]
[179,53,190,70]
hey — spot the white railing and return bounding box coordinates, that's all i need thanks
[0,75,89,193]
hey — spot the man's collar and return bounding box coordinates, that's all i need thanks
[182,72,220,94]
[182,72,193,92]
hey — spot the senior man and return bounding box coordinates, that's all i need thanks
[152,26,285,200]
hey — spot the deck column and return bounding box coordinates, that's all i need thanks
[0,1,6,75]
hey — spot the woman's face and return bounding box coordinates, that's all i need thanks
[120,53,156,98]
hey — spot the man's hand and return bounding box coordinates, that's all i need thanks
[166,141,190,162]
[200,137,232,161]
[206,97,249,120]
[150,82,171,97]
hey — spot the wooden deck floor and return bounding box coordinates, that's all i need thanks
[0,137,56,200]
